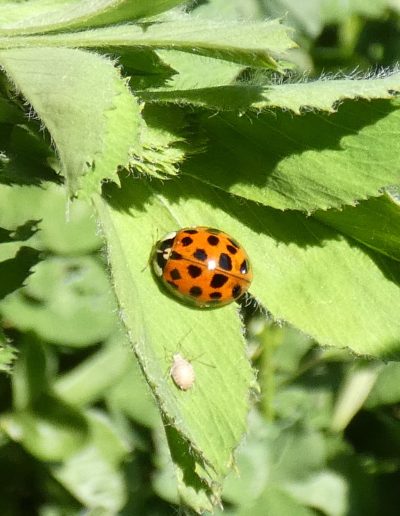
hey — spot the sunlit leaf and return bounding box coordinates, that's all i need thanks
[183,100,400,211]
[0,19,296,69]
[0,0,186,35]
[94,178,255,508]
[0,47,141,195]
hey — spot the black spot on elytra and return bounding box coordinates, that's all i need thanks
[170,251,183,260]
[189,286,202,297]
[209,291,222,299]
[184,229,198,234]
[167,281,179,289]
[170,268,181,280]
[240,259,249,274]
[181,236,193,246]
[193,248,207,261]
[228,237,239,249]
[210,273,228,288]
[232,284,242,298]
[219,253,232,271]
[207,235,219,246]
[187,265,202,278]
[226,244,237,255]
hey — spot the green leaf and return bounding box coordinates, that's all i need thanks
[51,409,128,513]
[152,425,180,504]
[237,486,317,516]
[141,71,400,113]
[0,256,116,347]
[0,241,27,263]
[130,104,190,179]
[153,49,244,90]
[0,47,141,195]
[38,184,102,255]
[11,335,49,411]
[0,246,39,301]
[321,0,398,23]
[265,0,324,38]
[254,72,400,113]
[0,329,16,373]
[0,0,186,35]
[0,96,23,123]
[0,19,296,69]
[330,363,383,432]
[192,0,264,23]
[365,362,400,408]
[221,411,326,513]
[183,100,400,211]
[2,392,89,461]
[165,425,215,512]
[0,123,58,185]
[0,184,46,231]
[102,174,400,359]
[54,330,133,407]
[105,344,161,428]
[315,193,400,262]
[94,178,255,508]
[0,183,102,255]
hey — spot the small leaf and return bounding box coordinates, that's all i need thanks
[0,256,116,347]
[0,183,101,255]
[1,393,89,461]
[54,330,134,407]
[51,409,128,513]
[0,47,142,195]
[151,49,244,90]
[130,104,189,178]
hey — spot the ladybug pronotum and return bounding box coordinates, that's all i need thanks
[152,226,252,308]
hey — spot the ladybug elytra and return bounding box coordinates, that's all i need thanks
[152,227,252,308]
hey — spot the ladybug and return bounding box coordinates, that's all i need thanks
[152,227,252,307]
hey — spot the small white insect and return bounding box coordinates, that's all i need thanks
[170,352,195,391]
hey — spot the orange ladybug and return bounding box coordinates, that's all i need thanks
[152,227,252,308]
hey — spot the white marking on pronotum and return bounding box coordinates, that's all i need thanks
[170,352,195,391]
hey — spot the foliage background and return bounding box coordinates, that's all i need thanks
[0,0,400,515]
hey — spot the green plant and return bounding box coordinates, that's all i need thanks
[0,0,399,514]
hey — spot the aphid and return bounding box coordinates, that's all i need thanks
[170,352,195,390]
[152,226,253,308]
